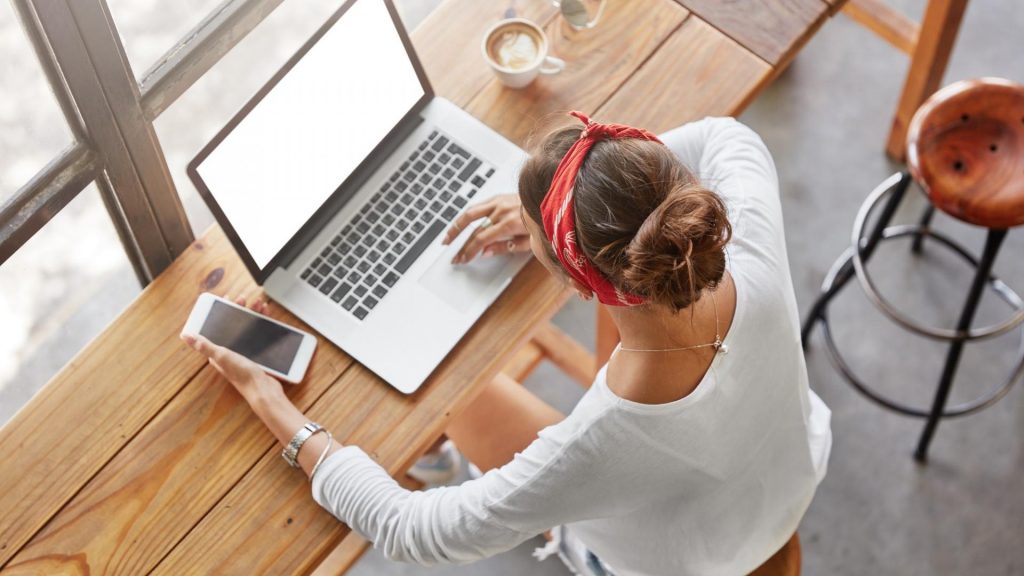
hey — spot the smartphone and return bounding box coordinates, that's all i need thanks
[181,293,317,384]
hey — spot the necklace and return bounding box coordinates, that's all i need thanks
[618,291,729,355]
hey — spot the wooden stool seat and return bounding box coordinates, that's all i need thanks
[906,77,1024,229]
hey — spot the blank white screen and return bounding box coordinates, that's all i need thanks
[196,0,424,269]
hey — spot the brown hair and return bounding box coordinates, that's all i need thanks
[518,124,732,312]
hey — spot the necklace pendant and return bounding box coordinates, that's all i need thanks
[714,339,728,355]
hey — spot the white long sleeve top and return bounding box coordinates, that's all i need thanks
[312,117,833,576]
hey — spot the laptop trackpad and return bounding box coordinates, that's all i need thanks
[419,251,512,313]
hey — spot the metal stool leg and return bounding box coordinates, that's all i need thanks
[802,173,912,348]
[914,228,1009,462]
[801,258,854,348]
[911,204,937,254]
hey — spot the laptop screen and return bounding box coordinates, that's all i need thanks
[193,0,425,270]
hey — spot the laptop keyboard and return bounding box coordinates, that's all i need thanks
[299,130,495,321]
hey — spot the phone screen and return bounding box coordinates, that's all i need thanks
[199,300,303,374]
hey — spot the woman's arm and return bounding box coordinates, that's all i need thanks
[659,116,778,192]
[661,117,788,267]
[180,300,341,478]
[246,383,342,477]
[182,305,608,566]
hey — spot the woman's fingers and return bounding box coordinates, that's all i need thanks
[452,219,517,263]
[208,356,226,376]
[234,295,269,315]
[443,199,497,245]
[184,334,225,363]
[183,332,261,380]
[481,235,531,257]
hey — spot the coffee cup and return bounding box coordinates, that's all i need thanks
[481,18,565,89]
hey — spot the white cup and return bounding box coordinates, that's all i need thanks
[481,18,565,89]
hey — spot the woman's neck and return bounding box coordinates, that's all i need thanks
[607,272,732,352]
[602,272,736,405]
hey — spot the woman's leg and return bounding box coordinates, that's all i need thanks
[445,373,564,473]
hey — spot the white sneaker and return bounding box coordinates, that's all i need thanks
[534,526,615,576]
[408,440,461,486]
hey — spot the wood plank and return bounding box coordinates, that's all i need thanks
[823,0,852,16]
[410,0,558,107]
[675,0,827,66]
[842,0,919,55]
[532,323,597,388]
[0,227,257,568]
[503,340,547,382]
[152,261,566,575]
[465,0,688,146]
[2,235,356,575]
[310,532,370,576]
[597,17,773,132]
[885,0,968,160]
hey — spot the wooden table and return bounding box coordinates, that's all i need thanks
[0,1,842,574]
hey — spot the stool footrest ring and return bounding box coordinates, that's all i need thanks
[851,177,1024,340]
[817,228,1024,418]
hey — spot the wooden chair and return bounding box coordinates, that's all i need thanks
[750,533,802,576]
[840,0,970,160]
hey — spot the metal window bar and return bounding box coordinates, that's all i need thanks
[0,144,101,263]
[0,0,284,284]
[139,0,284,121]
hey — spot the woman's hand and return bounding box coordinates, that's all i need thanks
[181,298,284,406]
[182,297,339,477]
[442,193,532,264]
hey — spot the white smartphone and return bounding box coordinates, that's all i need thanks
[181,292,317,384]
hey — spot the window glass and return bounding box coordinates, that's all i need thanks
[0,184,139,425]
[106,0,224,78]
[0,2,74,203]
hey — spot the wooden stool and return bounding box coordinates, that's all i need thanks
[802,78,1024,462]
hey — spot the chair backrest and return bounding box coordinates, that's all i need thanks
[748,533,801,576]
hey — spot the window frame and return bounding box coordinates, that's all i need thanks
[0,0,284,284]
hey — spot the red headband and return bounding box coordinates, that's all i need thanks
[540,111,663,306]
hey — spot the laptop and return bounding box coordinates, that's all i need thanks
[187,0,530,394]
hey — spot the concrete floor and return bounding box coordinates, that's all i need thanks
[2,0,1022,574]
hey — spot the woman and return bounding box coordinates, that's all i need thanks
[183,113,832,575]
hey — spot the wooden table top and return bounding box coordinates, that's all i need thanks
[0,1,841,574]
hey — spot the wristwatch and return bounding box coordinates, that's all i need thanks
[282,422,323,468]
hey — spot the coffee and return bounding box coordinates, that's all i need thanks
[486,23,542,70]
[481,17,564,89]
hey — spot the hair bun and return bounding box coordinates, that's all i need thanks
[623,184,732,311]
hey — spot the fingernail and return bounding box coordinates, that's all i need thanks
[483,249,493,257]
[181,334,197,348]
